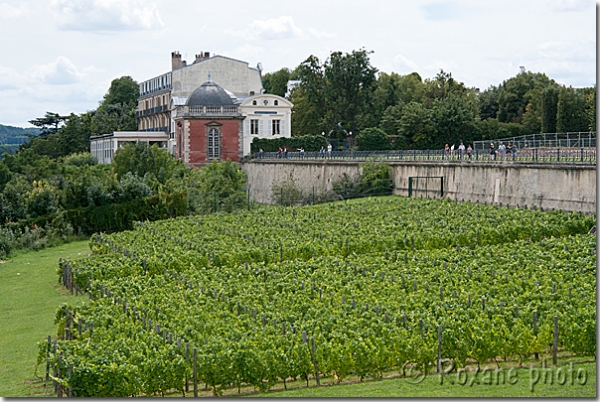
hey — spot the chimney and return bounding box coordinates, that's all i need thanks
[194,52,211,63]
[171,51,182,70]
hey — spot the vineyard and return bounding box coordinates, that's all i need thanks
[42,196,596,397]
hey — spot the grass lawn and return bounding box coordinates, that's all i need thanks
[244,361,596,398]
[0,240,90,397]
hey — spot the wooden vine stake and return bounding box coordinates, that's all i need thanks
[311,337,320,386]
[437,324,442,373]
[193,348,198,397]
[553,316,558,366]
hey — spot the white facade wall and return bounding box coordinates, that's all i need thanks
[240,94,293,156]
[90,132,169,164]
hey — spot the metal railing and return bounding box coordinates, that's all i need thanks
[474,132,596,152]
[251,147,596,164]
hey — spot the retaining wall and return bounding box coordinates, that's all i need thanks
[242,159,597,213]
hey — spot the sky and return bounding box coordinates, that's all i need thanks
[0,0,596,127]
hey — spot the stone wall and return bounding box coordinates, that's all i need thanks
[242,159,596,213]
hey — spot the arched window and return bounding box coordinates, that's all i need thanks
[208,128,220,160]
[252,100,257,106]
[274,100,278,106]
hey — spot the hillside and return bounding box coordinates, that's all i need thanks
[0,124,40,155]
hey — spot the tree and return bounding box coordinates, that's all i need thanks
[396,102,435,149]
[556,87,589,133]
[356,128,389,150]
[112,142,186,193]
[187,159,247,213]
[262,68,291,97]
[431,91,479,149]
[295,49,378,137]
[496,71,556,124]
[100,76,139,108]
[585,88,596,132]
[541,87,559,133]
[28,112,68,139]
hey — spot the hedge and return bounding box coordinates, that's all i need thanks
[251,135,328,153]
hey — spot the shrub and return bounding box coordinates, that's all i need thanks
[356,128,390,151]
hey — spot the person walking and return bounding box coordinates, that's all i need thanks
[498,142,506,160]
[327,143,332,158]
[467,144,473,160]
[444,144,450,160]
[490,143,496,161]
[458,142,465,160]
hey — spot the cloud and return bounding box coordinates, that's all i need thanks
[0,2,28,19]
[393,54,419,74]
[420,2,464,21]
[0,65,23,91]
[248,16,305,40]
[227,16,336,43]
[28,56,83,85]
[50,0,164,32]
[307,27,337,39]
[549,0,591,12]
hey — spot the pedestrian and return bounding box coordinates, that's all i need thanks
[466,144,473,160]
[444,144,450,160]
[259,148,264,158]
[278,147,282,158]
[299,147,305,158]
[510,142,518,160]
[450,144,455,159]
[327,143,332,158]
[498,142,506,160]
[320,146,325,158]
[458,142,465,160]
[490,143,496,161]
[284,146,288,159]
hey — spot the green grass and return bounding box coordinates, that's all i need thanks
[0,240,90,397]
[244,362,596,398]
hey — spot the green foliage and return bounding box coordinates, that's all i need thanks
[27,112,68,138]
[187,159,247,214]
[541,87,559,133]
[556,87,590,133]
[295,49,377,137]
[49,197,596,396]
[251,135,328,153]
[112,142,186,192]
[62,152,98,167]
[114,172,153,203]
[262,68,292,97]
[332,159,393,198]
[475,118,529,141]
[355,128,389,150]
[26,180,59,218]
[272,177,304,206]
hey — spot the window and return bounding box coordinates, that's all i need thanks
[250,119,259,135]
[272,120,281,135]
[208,128,220,159]
[252,100,257,106]
[274,100,278,106]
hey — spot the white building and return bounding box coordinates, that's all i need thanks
[90,131,168,164]
[137,51,264,155]
[239,94,293,156]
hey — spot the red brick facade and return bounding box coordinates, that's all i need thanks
[175,117,242,166]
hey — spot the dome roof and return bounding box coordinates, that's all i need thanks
[186,81,234,106]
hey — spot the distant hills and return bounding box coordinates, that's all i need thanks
[0,124,40,155]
